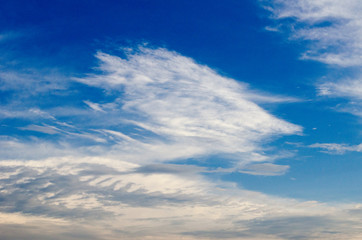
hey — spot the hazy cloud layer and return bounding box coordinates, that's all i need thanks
[1,155,362,240]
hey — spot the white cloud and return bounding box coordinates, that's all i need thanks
[0,47,302,169]
[18,124,60,134]
[1,108,55,120]
[318,78,362,100]
[317,78,362,117]
[0,154,362,239]
[309,143,362,154]
[83,101,106,112]
[239,163,289,176]
[74,47,301,166]
[264,0,362,119]
[263,0,362,67]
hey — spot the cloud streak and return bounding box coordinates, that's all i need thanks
[310,143,362,154]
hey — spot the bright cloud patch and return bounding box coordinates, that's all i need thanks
[75,47,301,165]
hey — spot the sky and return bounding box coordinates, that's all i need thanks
[0,0,362,239]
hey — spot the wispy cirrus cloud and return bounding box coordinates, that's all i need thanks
[2,46,301,167]
[318,78,362,100]
[0,69,68,93]
[263,0,362,67]
[18,124,60,134]
[310,142,362,154]
[263,0,362,143]
[73,47,301,166]
[316,79,362,123]
[317,77,362,117]
[239,162,289,176]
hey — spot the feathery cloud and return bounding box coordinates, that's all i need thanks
[74,47,301,166]
[263,0,362,67]
[264,0,362,121]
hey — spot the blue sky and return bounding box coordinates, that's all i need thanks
[0,0,362,239]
